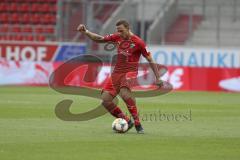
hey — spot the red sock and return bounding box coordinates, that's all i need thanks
[102,101,129,121]
[123,98,140,126]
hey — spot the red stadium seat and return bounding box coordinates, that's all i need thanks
[12,0,25,3]
[51,15,56,24]
[10,0,20,2]
[0,3,8,12]
[0,35,8,40]
[51,4,57,13]
[9,35,15,41]
[22,26,32,33]
[24,0,36,3]
[8,35,15,41]
[45,26,55,33]
[31,3,39,13]
[22,13,31,24]
[35,0,46,3]
[0,14,9,24]
[0,24,9,32]
[35,26,44,33]
[19,3,30,13]
[40,0,56,3]
[42,14,52,24]
[31,14,41,24]
[40,4,50,13]
[49,0,57,3]
[36,35,46,41]
[11,26,21,33]
[9,3,18,12]
[10,13,20,24]
[15,35,24,41]
[25,35,34,41]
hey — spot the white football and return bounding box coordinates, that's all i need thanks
[112,118,128,133]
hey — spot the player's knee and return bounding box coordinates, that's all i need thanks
[101,101,115,112]
[121,94,130,101]
[101,101,110,107]
[119,88,131,99]
[101,100,115,107]
[119,92,131,101]
[101,91,113,101]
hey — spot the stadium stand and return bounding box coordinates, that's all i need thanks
[188,20,240,46]
[1,0,239,47]
[0,0,57,41]
[62,0,121,42]
[179,0,240,46]
[146,0,240,46]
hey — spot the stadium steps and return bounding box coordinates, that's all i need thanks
[187,20,240,46]
[179,0,238,6]
[164,14,203,45]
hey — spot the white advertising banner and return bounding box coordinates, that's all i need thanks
[144,45,240,68]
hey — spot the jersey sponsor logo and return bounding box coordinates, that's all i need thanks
[119,50,131,56]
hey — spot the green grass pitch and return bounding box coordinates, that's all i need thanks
[0,86,240,160]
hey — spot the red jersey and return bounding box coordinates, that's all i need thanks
[103,33,150,73]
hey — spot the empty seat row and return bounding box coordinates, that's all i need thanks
[0,13,56,24]
[0,25,55,34]
[0,35,46,41]
[1,0,57,3]
[0,3,57,13]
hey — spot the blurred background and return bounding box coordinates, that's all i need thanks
[0,0,240,92]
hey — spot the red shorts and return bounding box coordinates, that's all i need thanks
[102,72,137,97]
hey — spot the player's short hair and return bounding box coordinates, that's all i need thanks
[116,19,130,29]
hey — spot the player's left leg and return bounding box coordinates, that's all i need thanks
[119,87,144,133]
[101,91,129,121]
